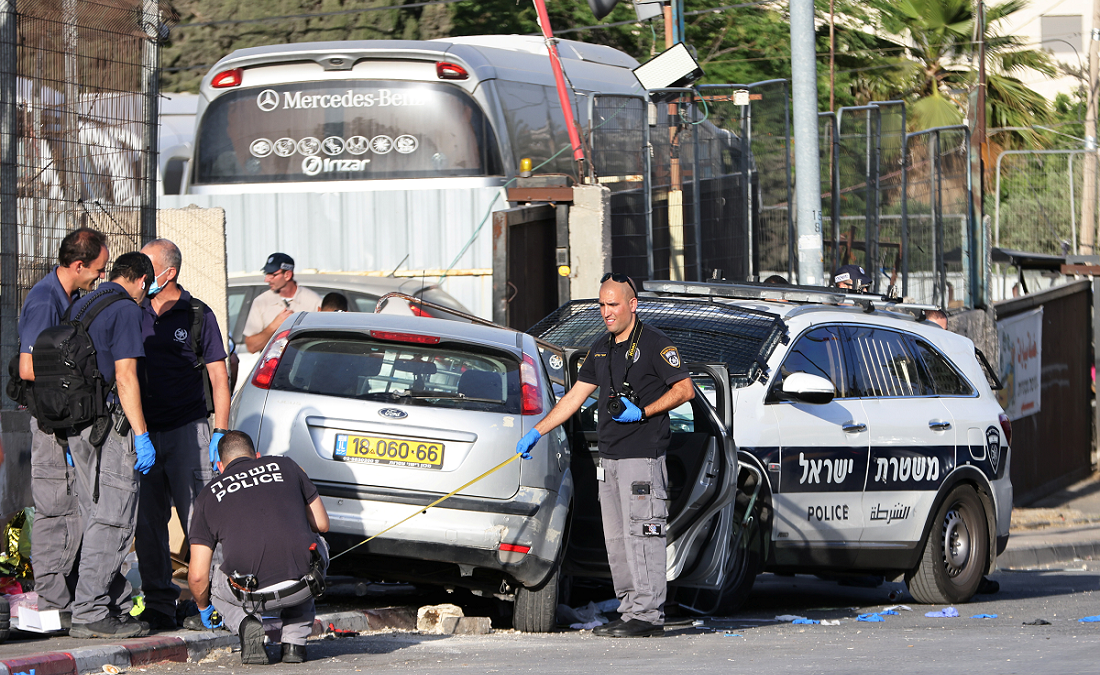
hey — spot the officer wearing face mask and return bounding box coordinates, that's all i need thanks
[133,239,231,630]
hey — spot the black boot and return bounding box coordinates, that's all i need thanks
[281,643,307,663]
[239,616,270,665]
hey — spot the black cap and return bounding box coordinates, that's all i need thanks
[262,252,294,275]
[833,264,872,289]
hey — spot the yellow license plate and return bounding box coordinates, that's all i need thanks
[333,434,445,470]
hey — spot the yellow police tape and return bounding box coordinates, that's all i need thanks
[330,452,522,561]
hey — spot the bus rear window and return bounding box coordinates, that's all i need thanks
[194,81,502,184]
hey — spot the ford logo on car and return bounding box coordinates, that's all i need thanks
[378,408,408,420]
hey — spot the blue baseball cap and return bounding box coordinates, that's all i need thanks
[262,252,294,275]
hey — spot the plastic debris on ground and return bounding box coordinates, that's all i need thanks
[883,605,912,612]
[1023,619,1052,626]
[881,610,899,616]
[791,618,819,625]
[1078,615,1100,623]
[924,607,959,618]
[4,591,36,617]
[774,615,808,622]
[971,614,997,619]
[857,613,885,622]
[820,619,841,626]
[558,600,618,631]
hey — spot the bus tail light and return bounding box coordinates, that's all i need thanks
[436,62,469,80]
[520,353,544,415]
[252,330,291,389]
[211,68,243,88]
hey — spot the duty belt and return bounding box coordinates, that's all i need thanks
[227,577,312,604]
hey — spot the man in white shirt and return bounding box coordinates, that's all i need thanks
[242,253,321,353]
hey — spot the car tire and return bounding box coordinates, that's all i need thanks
[512,565,561,633]
[906,485,989,604]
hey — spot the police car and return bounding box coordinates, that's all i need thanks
[530,279,1012,610]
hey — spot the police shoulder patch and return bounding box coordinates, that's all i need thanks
[661,346,681,368]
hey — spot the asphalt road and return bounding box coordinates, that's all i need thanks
[137,564,1100,675]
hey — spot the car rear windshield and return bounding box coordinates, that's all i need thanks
[270,334,521,413]
[194,81,503,184]
[529,298,786,387]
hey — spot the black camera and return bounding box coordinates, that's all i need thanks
[606,385,639,417]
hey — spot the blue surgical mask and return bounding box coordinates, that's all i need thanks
[147,268,171,297]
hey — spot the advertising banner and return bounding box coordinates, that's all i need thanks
[996,307,1042,419]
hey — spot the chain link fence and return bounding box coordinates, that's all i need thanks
[1,0,170,405]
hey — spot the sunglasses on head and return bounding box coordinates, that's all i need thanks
[601,272,638,295]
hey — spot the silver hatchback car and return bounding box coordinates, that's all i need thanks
[229,311,577,630]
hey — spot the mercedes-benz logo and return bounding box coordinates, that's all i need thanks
[301,156,323,176]
[378,408,408,420]
[256,89,280,112]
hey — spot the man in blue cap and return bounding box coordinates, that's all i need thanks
[833,264,873,293]
[242,253,321,353]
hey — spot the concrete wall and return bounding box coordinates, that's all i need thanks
[568,185,611,299]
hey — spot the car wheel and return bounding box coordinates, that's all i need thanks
[513,564,561,633]
[906,485,989,604]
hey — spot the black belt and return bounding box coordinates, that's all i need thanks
[228,578,311,604]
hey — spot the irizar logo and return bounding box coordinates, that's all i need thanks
[302,156,370,176]
[256,88,429,112]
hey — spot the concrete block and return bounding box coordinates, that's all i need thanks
[178,630,239,662]
[439,615,460,635]
[117,637,188,666]
[453,617,493,635]
[568,184,612,299]
[0,651,77,675]
[365,606,417,631]
[417,603,464,633]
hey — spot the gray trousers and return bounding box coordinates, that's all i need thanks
[30,426,82,611]
[598,456,669,625]
[211,535,328,646]
[136,419,212,615]
[68,424,139,624]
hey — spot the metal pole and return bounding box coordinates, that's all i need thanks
[62,0,80,229]
[1071,153,1078,255]
[644,101,654,280]
[1083,7,1100,254]
[692,97,704,280]
[790,0,825,285]
[783,83,794,280]
[0,0,18,410]
[900,108,909,297]
[530,0,586,176]
[141,0,160,244]
[934,132,945,308]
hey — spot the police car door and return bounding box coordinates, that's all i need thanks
[767,325,868,553]
[843,325,955,552]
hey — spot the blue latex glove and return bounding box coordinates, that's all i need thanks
[64,446,74,467]
[612,398,643,423]
[199,604,223,629]
[857,613,885,622]
[134,432,156,474]
[516,429,541,460]
[209,431,225,470]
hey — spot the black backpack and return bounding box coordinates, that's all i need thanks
[30,288,129,433]
[187,296,216,416]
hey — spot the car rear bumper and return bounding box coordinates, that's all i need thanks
[317,482,567,588]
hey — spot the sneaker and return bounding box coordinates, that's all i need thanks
[69,616,146,639]
[137,607,177,630]
[182,613,206,631]
[281,643,307,664]
[601,619,663,638]
[238,616,270,665]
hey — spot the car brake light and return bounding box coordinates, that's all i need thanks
[436,61,468,80]
[520,353,544,415]
[211,68,243,88]
[499,543,530,554]
[369,330,440,344]
[251,330,291,389]
[998,412,1012,446]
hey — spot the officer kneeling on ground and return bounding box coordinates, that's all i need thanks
[186,431,330,665]
[516,273,694,638]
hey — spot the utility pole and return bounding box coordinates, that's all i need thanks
[1083,3,1100,255]
[976,1,986,215]
[791,0,825,285]
[829,0,835,112]
[664,3,685,280]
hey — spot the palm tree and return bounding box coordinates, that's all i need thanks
[873,0,1056,145]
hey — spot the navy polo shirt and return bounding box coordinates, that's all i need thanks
[67,282,144,385]
[18,267,78,353]
[139,288,228,432]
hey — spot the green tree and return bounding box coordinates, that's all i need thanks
[872,0,1055,143]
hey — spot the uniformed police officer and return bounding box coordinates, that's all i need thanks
[134,238,231,629]
[16,227,109,630]
[516,273,694,637]
[55,251,158,638]
[187,431,330,665]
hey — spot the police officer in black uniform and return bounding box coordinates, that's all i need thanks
[187,431,329,665]
[516,273,693,637]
